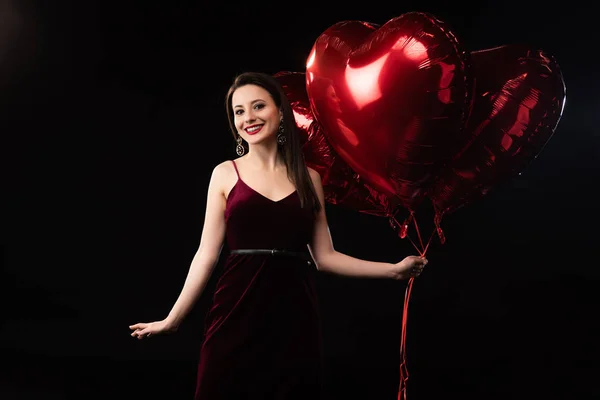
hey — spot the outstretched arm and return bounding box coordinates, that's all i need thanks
[165,162,229,327]
[130,161,229,339]
[306,168,427,280]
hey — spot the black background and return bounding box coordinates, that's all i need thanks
[3,0,598,399]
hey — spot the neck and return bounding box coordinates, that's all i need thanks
[246,141,284,171]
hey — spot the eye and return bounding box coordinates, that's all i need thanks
[235,109,243,116]
[254,103,265,110]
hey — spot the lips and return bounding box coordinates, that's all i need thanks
[245,124,264,135]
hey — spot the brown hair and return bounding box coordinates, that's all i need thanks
[225,71,322,215]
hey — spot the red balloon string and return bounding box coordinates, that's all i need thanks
[398,275,414,400]
[395,212,435,400]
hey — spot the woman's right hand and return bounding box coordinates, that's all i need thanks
[129,318,177,340]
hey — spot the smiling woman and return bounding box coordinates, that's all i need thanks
[224,72,321,213]
[128,71,427,400]
[233,87,283,144]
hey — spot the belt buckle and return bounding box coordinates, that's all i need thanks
[271,248,285,256]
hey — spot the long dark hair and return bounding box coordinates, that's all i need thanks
[225,71,322,215]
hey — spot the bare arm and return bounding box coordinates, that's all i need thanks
[306,168,394,278]
[130,162,232,338]
[164,162,228,329]
[306,168,426,279]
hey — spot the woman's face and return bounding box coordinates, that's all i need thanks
[232,84,281,146]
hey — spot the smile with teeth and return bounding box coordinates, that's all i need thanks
[245,124,264,135]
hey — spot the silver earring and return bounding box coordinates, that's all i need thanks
[277,123,286,145]
[235,135,245,156]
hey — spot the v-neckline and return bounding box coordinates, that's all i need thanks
[237,178,297,203]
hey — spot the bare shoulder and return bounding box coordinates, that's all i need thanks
[306,166,326,211]
[210,159,241,199]
[307,166,322,186]
[212,159,235,175]
[306,166,324,201]
[209,160,228,181]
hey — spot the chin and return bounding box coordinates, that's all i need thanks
[245,134,275,145]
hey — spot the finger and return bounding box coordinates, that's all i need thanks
[410,265,424,277]
[129,323,145,330]
[132,326,149,335]
[137,329,147,339]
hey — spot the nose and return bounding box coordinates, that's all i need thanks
[244,110,256,124]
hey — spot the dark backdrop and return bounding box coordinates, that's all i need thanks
[3,0,598,399]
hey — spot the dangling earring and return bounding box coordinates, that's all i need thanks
[277,122,286,145]
[235,135,245,156]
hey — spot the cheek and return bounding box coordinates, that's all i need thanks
[235,118,243,131]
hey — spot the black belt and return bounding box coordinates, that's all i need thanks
[231,248,313,265]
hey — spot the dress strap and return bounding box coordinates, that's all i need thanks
[231,160,240,178]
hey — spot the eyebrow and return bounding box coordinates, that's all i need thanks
[233,99,265,108]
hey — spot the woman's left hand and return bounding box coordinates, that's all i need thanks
[389,255,428,280]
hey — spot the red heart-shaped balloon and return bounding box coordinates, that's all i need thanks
[274,71,400,216]
[306,12,472,211]
[430,44,566,239]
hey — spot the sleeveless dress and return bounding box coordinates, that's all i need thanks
[194,160,324,400]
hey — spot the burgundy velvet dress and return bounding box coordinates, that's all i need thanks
[194,160,324,399]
